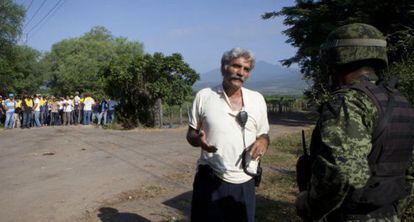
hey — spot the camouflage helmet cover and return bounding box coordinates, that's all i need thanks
[320,23,388,68]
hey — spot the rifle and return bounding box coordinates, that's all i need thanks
[296,130,312,192]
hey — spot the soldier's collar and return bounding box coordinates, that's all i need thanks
[346,73,378,86]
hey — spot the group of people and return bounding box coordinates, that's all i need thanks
[0,92,118,129]
[187,23,414,222]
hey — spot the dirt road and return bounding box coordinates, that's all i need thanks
[0,114,312,222]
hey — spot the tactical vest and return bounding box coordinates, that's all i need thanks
[337,79,414,215]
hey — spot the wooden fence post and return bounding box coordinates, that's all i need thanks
[179,106,183,125]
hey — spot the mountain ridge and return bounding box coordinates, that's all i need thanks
[193,61,308,95]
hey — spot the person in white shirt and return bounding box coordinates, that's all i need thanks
[62,96,73,126]
[74,92,81,124]
[58,97,65,125]
[186,48,270,222]
[33,94,41,127]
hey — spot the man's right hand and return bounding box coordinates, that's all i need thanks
[198,130,217,153]
[186,127,217,153]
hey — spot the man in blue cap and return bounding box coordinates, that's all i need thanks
[3,93,16,129]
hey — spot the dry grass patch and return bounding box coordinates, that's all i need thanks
[255,130,312,222]
[102,184,167,207]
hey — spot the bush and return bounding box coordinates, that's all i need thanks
[386,54,414,105]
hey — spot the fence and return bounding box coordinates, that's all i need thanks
[159,97,308,127]
[266,97,308,113]
[160,104,189,128]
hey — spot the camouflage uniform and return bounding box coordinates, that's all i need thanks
[307,77,414,221]
[297,23,414,222]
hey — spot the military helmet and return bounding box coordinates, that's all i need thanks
[320,23,388,68]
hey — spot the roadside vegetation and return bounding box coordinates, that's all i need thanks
[255,129,311,222]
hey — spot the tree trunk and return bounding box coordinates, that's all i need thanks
[154,98,163,128]
[169,107,173,128]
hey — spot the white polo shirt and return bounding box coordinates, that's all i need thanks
[63,100,73,112]
[34,98,41,112]
[189,85,269,184]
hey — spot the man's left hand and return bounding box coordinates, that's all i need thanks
[250,134,269,160]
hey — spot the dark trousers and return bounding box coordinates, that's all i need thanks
[22,111,31,128]
[40,111,45,125]
[74,106,79,124]
[191,165,255,222]
[51,112,60,126]
[107,110,115,123]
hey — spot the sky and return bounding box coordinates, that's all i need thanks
[16,0,297,73]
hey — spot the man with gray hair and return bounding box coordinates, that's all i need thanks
[187,48,270,221]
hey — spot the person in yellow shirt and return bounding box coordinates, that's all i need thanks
[22,94,33,128]
[79,95,85,124]
[82,94,95,125]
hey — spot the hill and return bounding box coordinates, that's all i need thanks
[193,61,308,95]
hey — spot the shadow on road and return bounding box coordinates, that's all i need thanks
[163,191,192,217]
[97,207,151,222]
[162,191,299,222]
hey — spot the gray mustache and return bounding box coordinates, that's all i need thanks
[230,74,245,82]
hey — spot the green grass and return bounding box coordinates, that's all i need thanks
[255,130,312,222]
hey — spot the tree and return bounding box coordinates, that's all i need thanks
[103,51,148,127]
[264,0,414,104]
[0,0,25,95]
[10,45,44,94]
[144,52,198,127]
[0,0,25,50]
[144,52,198,107]
[42,26,141,97]
[103,52,198,128]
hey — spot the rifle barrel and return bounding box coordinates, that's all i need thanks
[302,130,307,155]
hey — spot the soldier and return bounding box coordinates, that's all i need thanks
[296,23,414,221]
